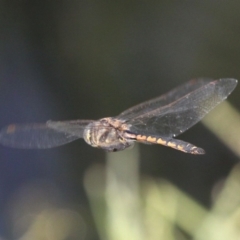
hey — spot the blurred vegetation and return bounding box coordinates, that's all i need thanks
[0,1,240,239]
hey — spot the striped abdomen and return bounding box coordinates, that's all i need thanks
[135,134,205,154]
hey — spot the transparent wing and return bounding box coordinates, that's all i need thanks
[0,120,93,149]
[126,78,237,137]
[118,78,212,120]
[46,120,93,136]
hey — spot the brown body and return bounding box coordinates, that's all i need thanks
[83,117,205,154]
[83,118,135,152]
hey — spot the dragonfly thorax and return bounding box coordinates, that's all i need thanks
[83,117,134,152]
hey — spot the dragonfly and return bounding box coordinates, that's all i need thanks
[0,78,237,154]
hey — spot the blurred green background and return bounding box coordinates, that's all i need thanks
[0,1,240,240]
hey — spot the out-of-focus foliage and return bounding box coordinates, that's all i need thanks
[85,146,240,240]
[0,1,240,239]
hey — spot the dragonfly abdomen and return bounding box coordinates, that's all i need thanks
[135,134,205,154]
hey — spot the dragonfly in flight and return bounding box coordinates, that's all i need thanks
[0,78,237,154]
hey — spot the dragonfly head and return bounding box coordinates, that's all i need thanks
[83,118,135,152]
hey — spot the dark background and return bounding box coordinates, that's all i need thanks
[0,1,239,240]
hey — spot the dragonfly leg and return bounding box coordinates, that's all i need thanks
[135,134,205,154]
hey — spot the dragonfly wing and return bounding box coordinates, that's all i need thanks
[127,78,237,137]
[46,120,93,136]
[118,78,212,120]
[0,120,93,149]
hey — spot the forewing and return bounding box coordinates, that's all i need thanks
[126,78,237,137]
[118,78,211,120]
[46,120,93,136]
[0,120,92,149]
